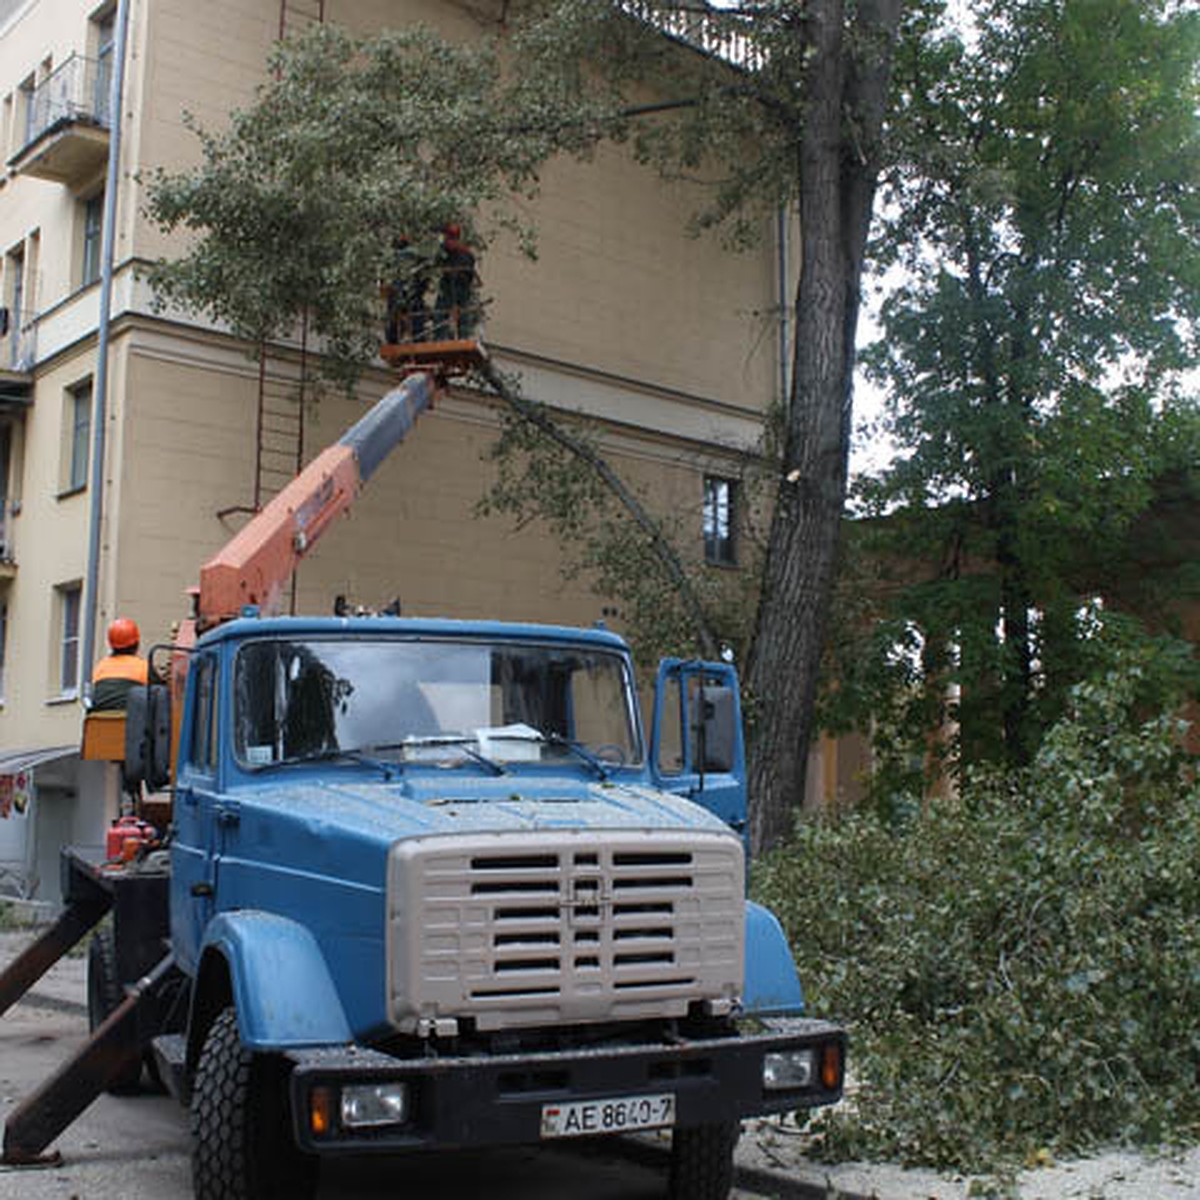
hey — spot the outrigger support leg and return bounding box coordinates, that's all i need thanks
[2,952,178,1166]
[0,868,111,1020]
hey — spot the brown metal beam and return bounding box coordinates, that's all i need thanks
[1,953,177,1166]
[0,892,110,1020]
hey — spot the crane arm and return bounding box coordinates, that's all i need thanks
[197,371,438,629]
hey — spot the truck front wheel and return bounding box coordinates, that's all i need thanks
[191,1007,316,1200]
[668,1120,740,1200]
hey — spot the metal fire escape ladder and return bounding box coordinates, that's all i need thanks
[240,0,326,613]
[245,335,307,616]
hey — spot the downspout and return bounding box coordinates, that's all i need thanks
[80,0,131,701]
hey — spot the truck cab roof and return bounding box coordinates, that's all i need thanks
[197,614,632,653]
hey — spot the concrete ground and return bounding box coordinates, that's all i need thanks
[1,929,1197,1199]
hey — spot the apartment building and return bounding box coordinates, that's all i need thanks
[0,0,801,900]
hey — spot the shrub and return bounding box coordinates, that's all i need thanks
[753,666,1199,1173]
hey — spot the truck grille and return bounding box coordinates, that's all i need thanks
[387,831,744,1033]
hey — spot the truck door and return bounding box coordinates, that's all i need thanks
[649,659,747,838]
[170,652,221,974]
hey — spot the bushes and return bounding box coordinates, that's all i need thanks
[753,667,1199,1172]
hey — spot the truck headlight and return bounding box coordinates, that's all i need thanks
[762,1049,816,1091]
[340,1082,411,1128]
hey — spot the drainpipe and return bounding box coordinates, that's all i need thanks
[80,0,130,702]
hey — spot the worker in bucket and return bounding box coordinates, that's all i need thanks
[90,617,149,712]
[385,234,436,344]
[434,223,478,338]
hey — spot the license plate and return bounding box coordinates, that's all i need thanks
[540,1093,675,1139]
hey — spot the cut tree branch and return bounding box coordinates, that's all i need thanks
[478,357,720,659]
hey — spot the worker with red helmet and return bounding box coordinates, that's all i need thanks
[434,222,478,338]
[90,618,150,712]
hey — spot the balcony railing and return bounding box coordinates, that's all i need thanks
[22,54,111,147]
[0,505,13,567]
[0,322,37,373]
[621,1,765,70]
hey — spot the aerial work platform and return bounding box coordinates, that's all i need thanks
[380,335,487,381]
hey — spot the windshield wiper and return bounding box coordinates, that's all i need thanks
[377,736,507,777]
[540,733,612,781]
[262,747,400,781]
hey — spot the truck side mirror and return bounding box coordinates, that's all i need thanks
[697,685,736,774]
[124,683,172,792]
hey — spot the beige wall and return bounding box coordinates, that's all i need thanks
[0,340,94,747]
[110,320,728,657]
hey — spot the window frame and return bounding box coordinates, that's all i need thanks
[56,582,82,698]
[187,654,220,776]
[81,192,103,287]
[62,378,92,496]
[702,474,738,567]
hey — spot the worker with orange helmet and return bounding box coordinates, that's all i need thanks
[90,618,150,712]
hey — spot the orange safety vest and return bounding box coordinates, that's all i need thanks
[92,654,149,685]
[91,653,150,713]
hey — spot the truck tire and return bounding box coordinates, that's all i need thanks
[86,927,143,1094]
[668,1120,740,1200]
[191,1007,316,1200]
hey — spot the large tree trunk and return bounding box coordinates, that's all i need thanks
[746,0,903,855]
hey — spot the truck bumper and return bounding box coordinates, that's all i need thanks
[286,1019,844,1154]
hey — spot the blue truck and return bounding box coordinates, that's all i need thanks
[0,363,844,1200]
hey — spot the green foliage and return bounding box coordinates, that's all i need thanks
[847,0,1200,771]
[143,5,832,387]
[145,21,612,388]
[754,662,1200,1172]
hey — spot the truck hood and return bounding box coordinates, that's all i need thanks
[240,773,732,845]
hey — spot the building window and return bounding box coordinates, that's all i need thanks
[57,582,82,696]
[2,93,12,165]
[65,380,92,493]
[94,11,115,123]
[18,75,35,147]
[703,475,737,566]
[81,193,103,286]
[0,599,7,703]
[6,243,24,329]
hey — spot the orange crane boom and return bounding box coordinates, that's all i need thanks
[197,370,438,628]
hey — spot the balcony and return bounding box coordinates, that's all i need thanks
[8,55,111,190]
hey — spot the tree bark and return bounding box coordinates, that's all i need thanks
[746,0,903,855]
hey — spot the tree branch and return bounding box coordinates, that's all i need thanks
[478,358,720,659]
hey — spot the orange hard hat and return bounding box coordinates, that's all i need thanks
[108,618,140,651]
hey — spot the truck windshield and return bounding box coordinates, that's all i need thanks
[233,637,641,770]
